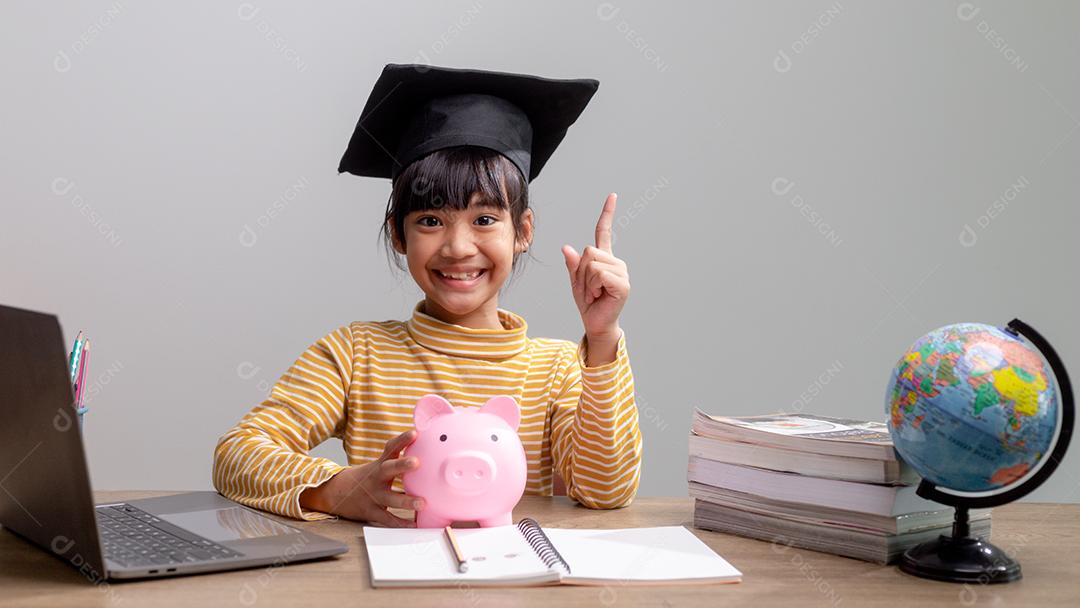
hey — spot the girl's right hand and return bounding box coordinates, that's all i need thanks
[300,429,426,527]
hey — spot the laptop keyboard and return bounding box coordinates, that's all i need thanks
[96,504,243,568]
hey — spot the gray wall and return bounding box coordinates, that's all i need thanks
[3,1,1078,503]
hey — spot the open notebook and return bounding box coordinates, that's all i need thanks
[362,518,742,588]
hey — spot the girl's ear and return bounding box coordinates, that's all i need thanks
[389,221,406,254]
[515,208,534,254]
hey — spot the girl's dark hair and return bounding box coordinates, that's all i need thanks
[380,146,534,282]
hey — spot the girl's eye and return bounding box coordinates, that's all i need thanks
[475,215,497,226]
[439,434,447,442]
[418,216,441,227]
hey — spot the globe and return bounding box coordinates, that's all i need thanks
[886,322,1059,493]
[883,319,1074,584]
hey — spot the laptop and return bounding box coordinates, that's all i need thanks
[0,303,349,580]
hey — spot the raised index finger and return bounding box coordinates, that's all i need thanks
[595,193,617,252]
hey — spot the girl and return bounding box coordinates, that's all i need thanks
[212,65,641,526]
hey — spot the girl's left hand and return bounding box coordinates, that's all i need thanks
[562,193,630,342]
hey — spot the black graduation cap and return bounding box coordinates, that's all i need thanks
[337,64,599,183]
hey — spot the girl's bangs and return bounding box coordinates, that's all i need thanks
[393,147,516,214]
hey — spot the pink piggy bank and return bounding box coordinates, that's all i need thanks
[402,394,527,528]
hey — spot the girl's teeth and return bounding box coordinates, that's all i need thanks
[440,270,481,280]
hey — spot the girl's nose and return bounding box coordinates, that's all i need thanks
[442,226,479,258]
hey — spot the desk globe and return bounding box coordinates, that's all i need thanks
[885,319,1073,583]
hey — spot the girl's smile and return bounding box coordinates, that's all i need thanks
[432,267,488,289]
[434,266,490,285]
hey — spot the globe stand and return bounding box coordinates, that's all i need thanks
[896,319,1073,585]
[899,497,1021,583]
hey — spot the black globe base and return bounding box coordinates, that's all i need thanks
[898,506,1020,583]
[899,534,1021,584]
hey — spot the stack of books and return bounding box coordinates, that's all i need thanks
[687,409,991,564]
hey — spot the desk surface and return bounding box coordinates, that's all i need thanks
[0,491,1076,607]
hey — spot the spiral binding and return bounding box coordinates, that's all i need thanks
[516,517,571,575]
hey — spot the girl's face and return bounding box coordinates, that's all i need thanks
[395,193,533,328]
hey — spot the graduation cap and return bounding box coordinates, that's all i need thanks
[337,63,599,183]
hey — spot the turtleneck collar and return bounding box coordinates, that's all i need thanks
[405,301,529,361]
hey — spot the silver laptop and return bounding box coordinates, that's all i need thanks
[0,304,348,580]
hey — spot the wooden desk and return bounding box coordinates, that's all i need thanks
[1,491,1076,607]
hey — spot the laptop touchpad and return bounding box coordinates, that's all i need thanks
[158,507,301,542]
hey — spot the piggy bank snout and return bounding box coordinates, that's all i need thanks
[442,451,496,494]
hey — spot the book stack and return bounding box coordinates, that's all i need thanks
[687,409,991,564]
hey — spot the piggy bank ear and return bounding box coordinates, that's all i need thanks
[479,395,520,431]
[414,394,455,431]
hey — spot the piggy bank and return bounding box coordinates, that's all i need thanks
[402,394,527,528]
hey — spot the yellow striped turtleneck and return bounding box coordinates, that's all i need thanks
[212,301,642,520]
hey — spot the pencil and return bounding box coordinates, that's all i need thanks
[444,525,468,573]
[74,338,90,408]
[68,331,83,376]
[70,332,85,382]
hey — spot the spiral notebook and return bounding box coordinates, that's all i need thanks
[362,518,742,588]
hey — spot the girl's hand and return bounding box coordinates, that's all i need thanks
[299,429,425,527]
[562,193,630,354]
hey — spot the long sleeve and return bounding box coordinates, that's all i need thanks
[212,325,354,521]
[549,330,642,509]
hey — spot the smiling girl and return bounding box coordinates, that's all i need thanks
[212,65,641,526]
